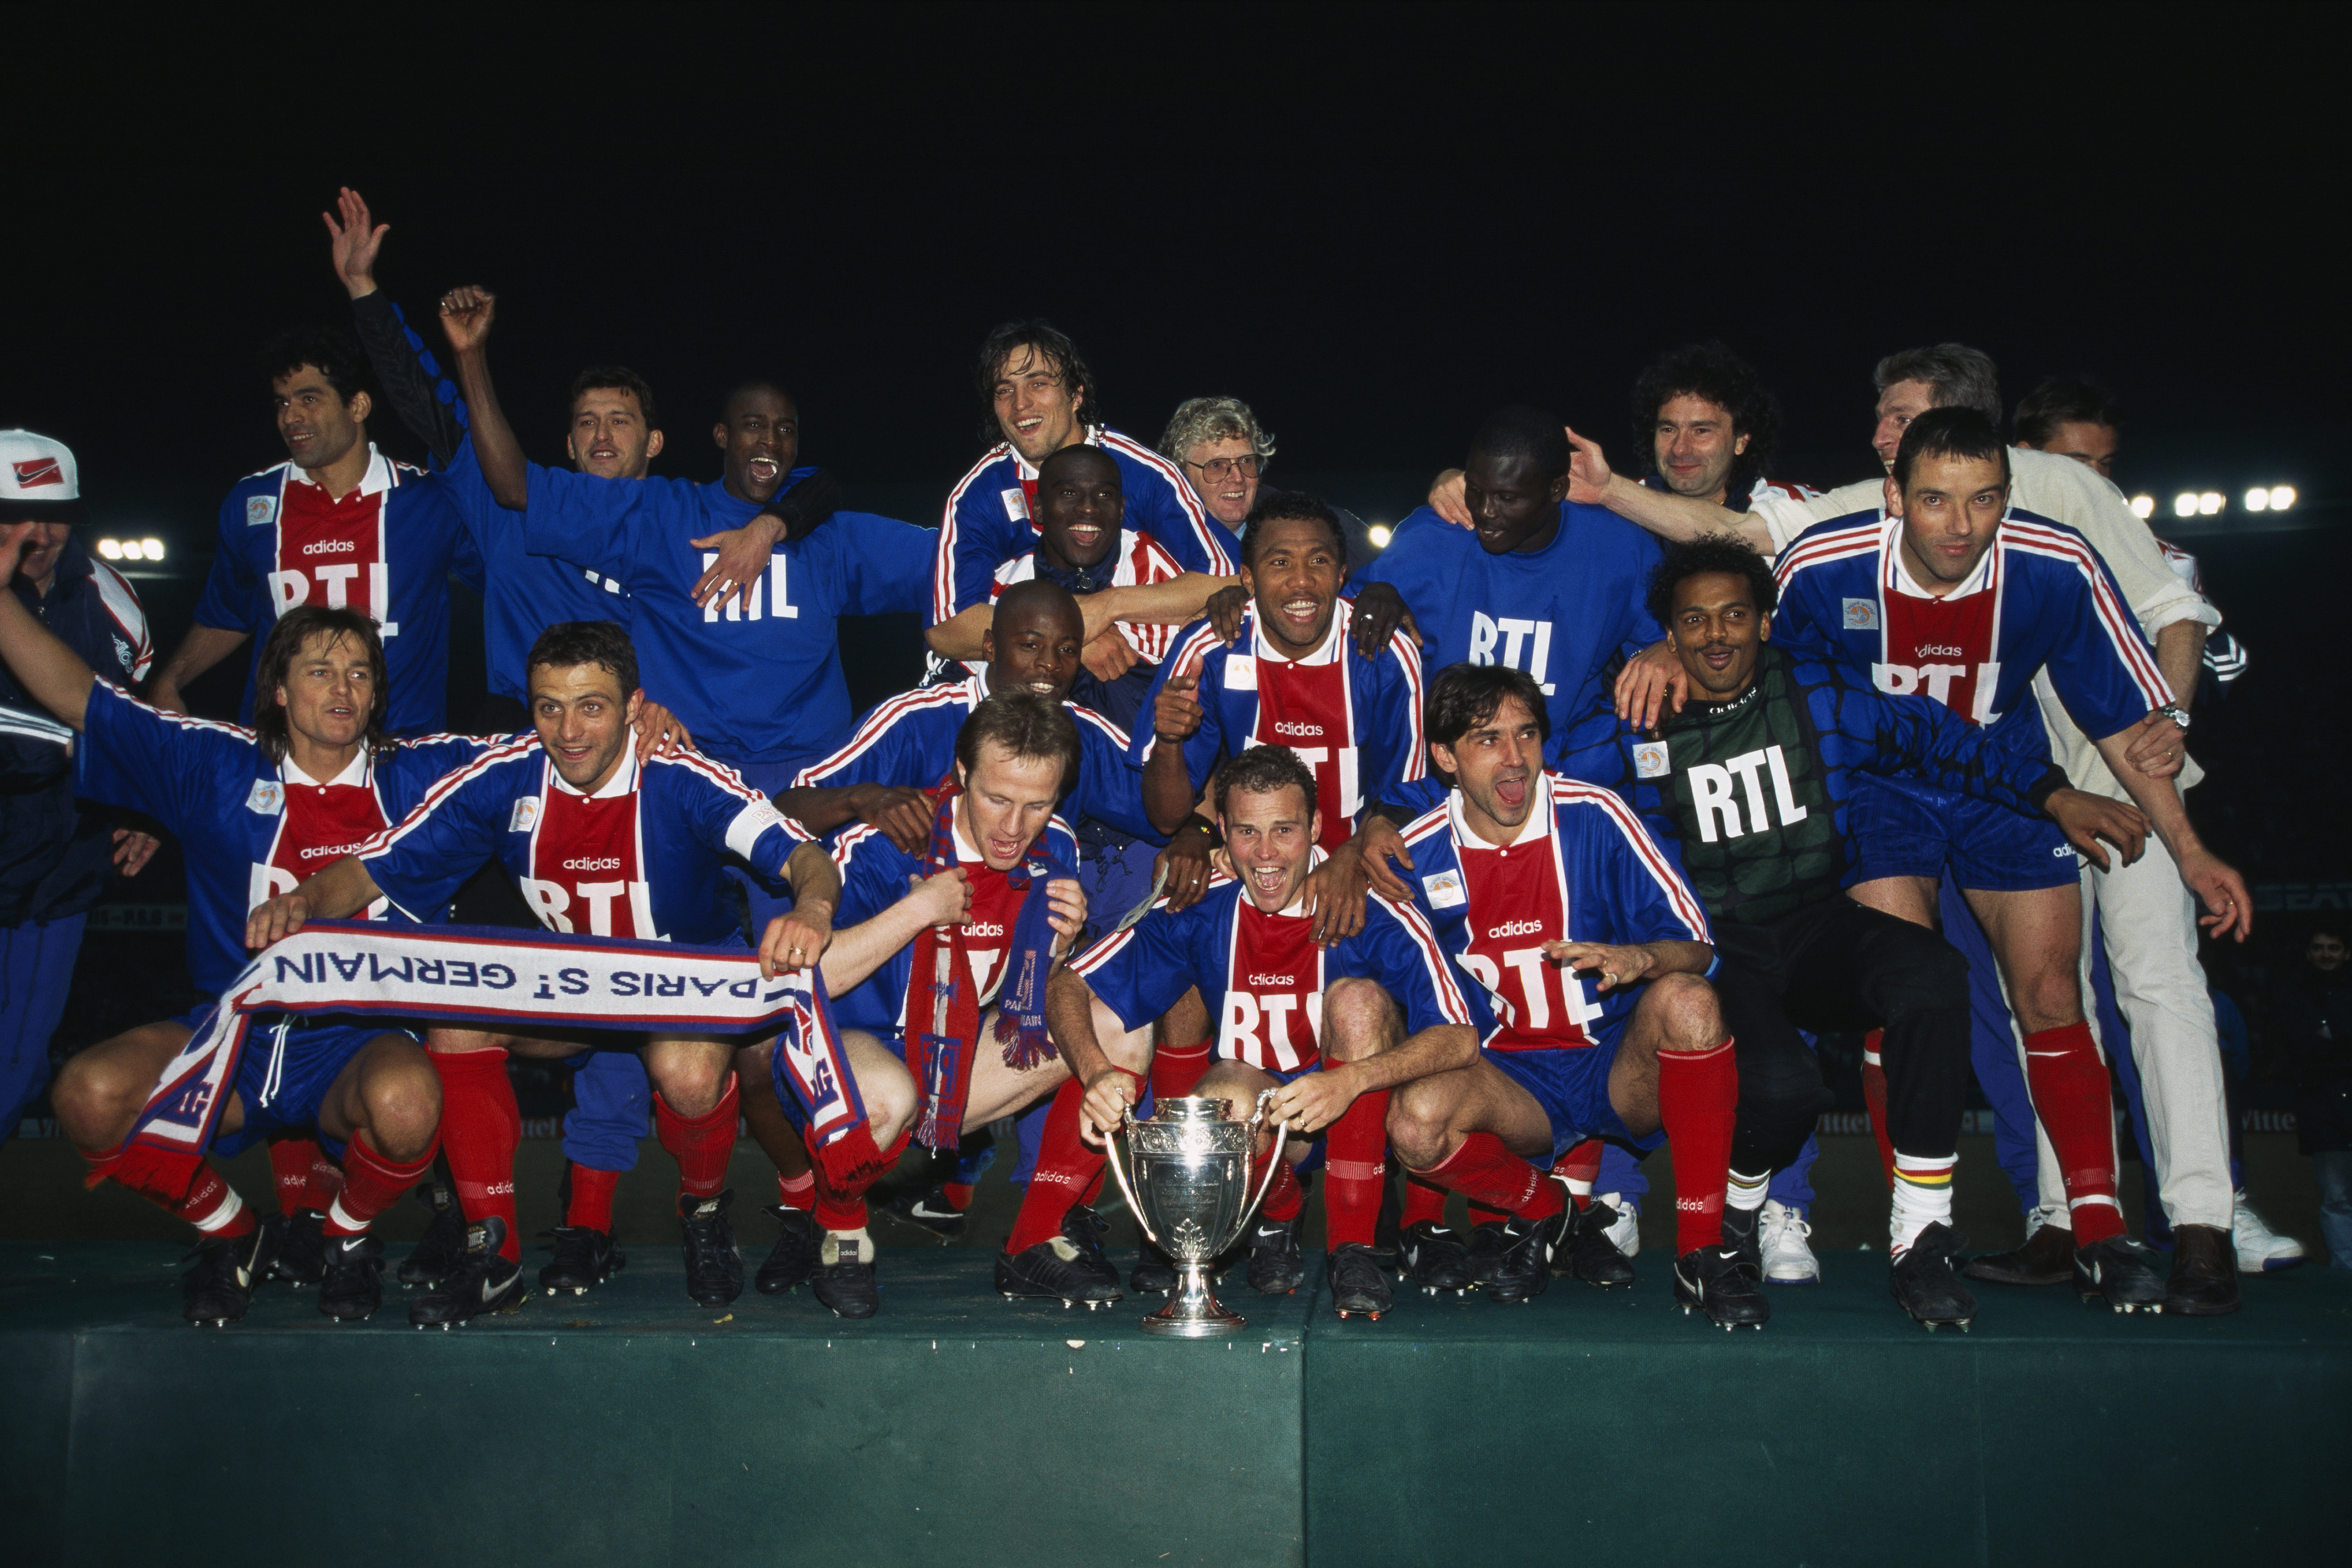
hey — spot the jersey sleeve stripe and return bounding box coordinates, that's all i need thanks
[935,445,1014,624]
[1375,896,1473,1024]
[659,748,768,805]
[1068,702,1134,749]
[1399,800,1452,848]
[1099,428,1232,575]
[360,738,537,856]
[1771,524,1884,588]
[102,682,260,744]
[1553,775,1714,943]
[797,683,970,787]
[2006,525,2174,705]
[1389,632,1427,777]
[1069,921,1139,977]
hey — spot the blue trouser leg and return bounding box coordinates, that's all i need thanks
[563,1050,650,1173]
[1942,874,2041,1216]
[0,913,87,1145]
[1768,1135,1820,1210]
[1598,1141,1647,1208]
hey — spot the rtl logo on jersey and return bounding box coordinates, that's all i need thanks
[1685,744,1810,844]
[519,783,661,939]
[699,551,800,624]
[1872,561,2002,724]
[1453,827,1602,1048]
[269,482,398,638]
[1238,645,1362,850]
[1216,907,1325,1071]
[1468,613,1556,695]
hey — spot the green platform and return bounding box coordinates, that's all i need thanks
[4,1241,2346,1567]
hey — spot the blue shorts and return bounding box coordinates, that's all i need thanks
[1486,1029,1656,1161]
[170,1005,418,1159]
[1848,777,2077,893]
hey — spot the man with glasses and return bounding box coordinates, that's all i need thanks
[1162,397,1273,535]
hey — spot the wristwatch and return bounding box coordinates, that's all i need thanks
[2156,702,2192,731]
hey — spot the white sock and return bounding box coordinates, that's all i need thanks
[1889,1152,1956,1256]
[1726,1169,1770,1214]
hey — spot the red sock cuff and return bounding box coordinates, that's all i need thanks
[267,1136,318,1214]
[1401,1172,1448,1228]
[1424,1132,1563,1223]
[777,1168,816,1210]
[569,1163,624,1231]
[1150,1040,1213,1103]
[655,1077,742,1200]
[325,1135,438,1237]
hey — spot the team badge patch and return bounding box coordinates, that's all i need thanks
[245,780,284,816]
[246,495,277,527]
[509,796,541,832]
[1634,740,1671,778]
[1421,869,1467,909]
[1001,487,1028,522]
[1223,653,1256,690]
[1841,597,1878,630]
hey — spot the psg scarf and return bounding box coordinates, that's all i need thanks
[129,922,869,1175]
[904,784,1071,1151]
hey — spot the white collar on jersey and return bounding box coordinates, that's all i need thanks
[282,747,370,790]
[1247,597,1350,666]
[288,442,396,498]
[1448,770,1554,851]
[550,748,639,800]
[1880,509,2000,601]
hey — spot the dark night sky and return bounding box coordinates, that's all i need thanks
[10,3,2348,911]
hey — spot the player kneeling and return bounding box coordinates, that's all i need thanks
[752,691,1093,1316]
[246,622,839,1326]
[1055,747,1478,1320]
[1378,666,1762,1327]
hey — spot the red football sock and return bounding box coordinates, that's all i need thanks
[1859,1029,1896,1189]
[1402,1171,1449,1228]
[100,1143,256,1238]
[307,1144,344,1211]
[266,1134,318,1215]
[568,1164,622,1231]
[1257,1144,1305,1223]
[940,1181,974,1211]
[324,1134,437,1237]
[1150,1040,1213,1104]
[776,1168,816,1212]
[654,1077,740,1201]
[1468,1200,1513,1227]
[1551,1138,1603,1211]
[2020,1021,2123,1245]
[1659,1038,1740,1256]
[429,1048,522,1260]
[1004,1078,1110,1255]
[812,1128,908,1231]
[1322,1090,1390,1248]
[1419,1132,1563,1223]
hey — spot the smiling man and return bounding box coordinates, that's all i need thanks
[1139,491,1426,852]
[244,621,842,1324]
[1771,407,2255,1314]
[1551,534,2151,1327]
[1,539,489,1325]
[932,320,1235,680]
[150,328,475,736]
[1053,745,1476,1320]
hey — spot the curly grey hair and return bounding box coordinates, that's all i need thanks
[1159,396,1277,466]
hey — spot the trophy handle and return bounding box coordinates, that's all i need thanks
[1237,1087,1292,1232]
[1102,1101,1156,1245]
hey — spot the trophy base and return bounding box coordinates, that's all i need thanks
[1138,1262,1247,1337]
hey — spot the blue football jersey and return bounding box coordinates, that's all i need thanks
[828,814,1081,1040]
[73,682,489,997]
[358,741,811,947]
[1394,773,1712,1049]
[792,670,1159,843]
[932,427,1236,627]
[195,447,480,736]
[1137,601,1425,846]
[520,466,932,769]
[1071,865,1470,1073]
[1355,501,1665,763]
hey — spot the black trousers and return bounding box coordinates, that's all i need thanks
[1711,896,1970,1176]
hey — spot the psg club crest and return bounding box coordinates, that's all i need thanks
[246,495,277,528]
[1841,596,1879,630]
[1634,740,1671,779]
[245,780,284,816]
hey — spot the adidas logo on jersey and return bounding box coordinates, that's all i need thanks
[563,856,624,871]
[298,843,367,860]
[1271,720,1324,738]
[963,921,1005,937]
[300,539,357,555]
[1246,973,1297,986]
[1486,919,1546,939]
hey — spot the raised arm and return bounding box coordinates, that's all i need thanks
[329,186,464,468]
[0,526,99,730]
[438,286,527,510]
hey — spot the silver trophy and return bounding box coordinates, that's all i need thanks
[1104,1090,1290,1337]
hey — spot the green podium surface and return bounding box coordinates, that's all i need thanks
[4,1241,2345,1567]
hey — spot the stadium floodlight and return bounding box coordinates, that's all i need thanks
[2130,495,2155,519]
[2269,485,2296,511]
[2245,488,2271,512]
[2198,492,2223,516]
[1367,524,1393,548]
[140,538,166,561]
[2173,493,2198,518]
[96,538,124,560]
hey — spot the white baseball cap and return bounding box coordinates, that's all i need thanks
[0,431,84,520]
